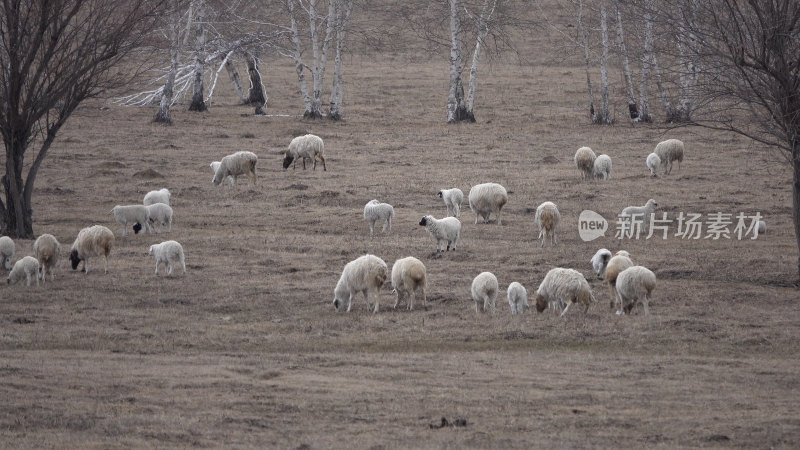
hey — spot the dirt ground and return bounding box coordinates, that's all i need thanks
[1,6,799,448]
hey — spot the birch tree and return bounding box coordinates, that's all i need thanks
[188,0,209,112]
[156,2,188,124]
[0,0,166,237]
[612,0,638,121]
[597,0,612,124]
[328,0,354,121]
[446,0,468,122]
[245,51,268,114]
[577,0,597,122]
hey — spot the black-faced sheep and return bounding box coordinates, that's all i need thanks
[535,201,560,247]
[7,256,39,286]
[391,256,427,310]
[534,268,595,317]
[143,188,171,206]
[438,188,464,218]
[653,139,684,174]
[363,200,394,236]
[213,151,258,185]
[69,225,115,274]
[333,254,388,313]
[507,282,529,315]
[468,182,508,225]
[33,233,60,283]
[419,215,461,252]
[616,265,656,315]
[283,134,326,171]
[111,205,151,236]
[593,154,612,180]
[471,271,499,314]
[0,236,14,270]
[149,240,186,276]
[574,146,597,180]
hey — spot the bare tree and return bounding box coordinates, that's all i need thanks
[188,0,209,111]
[577,0,598,122]
[597,0,612,124]
[329,0,354,120]
[156,1,187,124]
[245,51,268,114]
[612,0,638,121]
[0,0,166,237]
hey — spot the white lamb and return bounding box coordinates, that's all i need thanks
[593,154,612,180]
[33,233,60,283]
[590,249,633,311]
[212,151,258,185]
[391,256,427,310]
[143,188,171,206]
[419,215,461,252]
[616,265,656,315]
[438,188,464,218]
[535,201,560,247]
[619,199,658,233]
[363,200,394,236]
[7,256,39,286]
[653,139,684,174]
[507,282,529,315]
[471,271,499,314]
[534,268,596,317]
[468,182,508,225]
[0,236,14,270]
[646,152,661,176]
[149,240,186,276]
[111,205,151,236]
[332,254,388,313]
[209,162,234,186]
[283,134,326,171]
[146,203,173,233]
[69,225,115,274]
[574,146,597,180]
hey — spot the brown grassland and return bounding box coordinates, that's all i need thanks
[1,5,800,448]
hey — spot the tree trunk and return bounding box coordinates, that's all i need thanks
[447,0,468,123]
[465,0,498,123]
[612,0,638,121]
[793,136,800,282]
[287,0,316,118]
[651,52,673,122]
[329,0,353,121]
[226,57,248,104]
[598,0,612,124]
[637,0,653,123]
[188,3,207,112]
[245,52,267,114]
[155,14,180,124]
[578,0,597,122]
[2,142,30,237]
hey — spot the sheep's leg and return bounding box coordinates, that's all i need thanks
[167,263,174,276]
[25,273,30,286]
[560,302,572,317]
[302,157,307,170]
[84,259,90,274]
[475,301,480,314]
[154,260,160,275]
[454,204,460,217]
[369,221,375,236]
[393,290,401,309]
[608,284,616,310]
[373,289,380,314]
[420,286,426,309]
[346,293,353,312]
[497,211,502,225]
[553,230,558,246]
[643,293,650,315]
[34,270,40,286]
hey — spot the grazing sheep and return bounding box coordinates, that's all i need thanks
[507,282,529,315]
[574,146,597,180]
[143,188,171,206]
[391,256,427,310]
[535,201,560,247]
[210,161,234,186]
[593,154,612,180]
[212,151,258,185]
[33,233,60,283]
[419,215,461,252]
[619,199,658,233]
[111,205,151,236]
[653,139,684,174]
[363,200,394,236]
[149,240,186,276]
[616,265,656,315]
[468,182,508,225]
[332,254,388,314]
[591,249,634,311]
[534,268,596,317]
[69,225,115,274]
[438,188,464,218]
[146,202,173,233]
[283,134,326,171]
[757,220,766,235]
[0,236,14,270]
[471,271,499,314]
[646,152,661,176]
[590,248,613,278]
[7,256,39,286]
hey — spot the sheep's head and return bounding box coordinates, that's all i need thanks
[133,222,142,234]
[332,297,342,312]
[282,154,294,169]
[590,249,612,279]
[69,249,81,270]
[148,245,156,256]
[419,216,429,226]
[535,293,548,313]
[647,199,658,209]
[437,191,443,198]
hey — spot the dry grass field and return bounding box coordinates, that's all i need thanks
[2,6,800,448]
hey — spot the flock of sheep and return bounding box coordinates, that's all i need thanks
[333,139,687,317]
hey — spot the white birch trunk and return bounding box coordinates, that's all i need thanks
[465,0,498,123]
[329,0,353,121]
[155,6,181,124]
[598,0,611,124]
[225,57,248,104]
[446,0,466,123]
[578,0,596,122]
[637,0,653,123]
[651,52,673,121]
[188,0,207,112]
[612,0,637,121]
[287,0,314,116]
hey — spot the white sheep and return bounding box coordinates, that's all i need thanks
[146,202,173,233]
[7,256,39,286]
[535,201,560,247]
[438,188,464,218]
[212,151,258,185]
[619,199,658,233]
[590,249,633,311]
[111,205,151,236]
[33,233,60,283]
[593,154,612,180]
[143,188,171,206]
[574,146,597,180]
[646,152,661,176]
[283,134,326,171]
[363,199,394,236]
[507,282,529,315]
[616,265,656,315]
[391,256,427,310]
[468,182,508,225]
[419,215,461,252]
[69,225,115,274]
[534,268,596,317]
[0,236,14,270]
[653,139,684,174]
[471,271,499,314]
[149,240,186,276]
[209,162,234,186]
[332,254,388,313]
